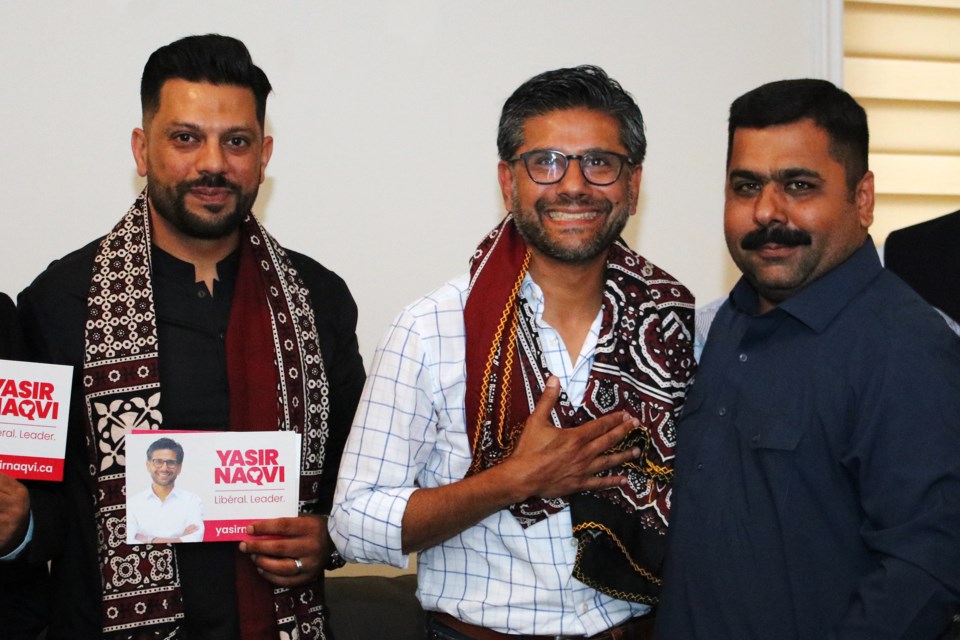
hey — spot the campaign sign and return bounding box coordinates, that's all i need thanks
[0,359,73,481]
[125,430,301,543]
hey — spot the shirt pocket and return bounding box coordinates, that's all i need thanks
[732,402,804,513]
[733,403,803,452]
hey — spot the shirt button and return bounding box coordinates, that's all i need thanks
[578,603,589,614]
[739,353,748,363]
[751,435,760,444]
[570,538,578,548]
[196,289,207,299]
[697,463,704,470]
[718,407,727,417]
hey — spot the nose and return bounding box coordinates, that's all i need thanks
[753,184,787,226]
[196,139,227,175]
[556,157,591,195]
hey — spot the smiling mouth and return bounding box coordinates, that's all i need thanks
[544,210,602,222]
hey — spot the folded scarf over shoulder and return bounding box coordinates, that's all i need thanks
[84,188,333,639]
[464,216,695,604]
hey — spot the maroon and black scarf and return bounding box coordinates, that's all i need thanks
[83,188,332,639]
[464,216,695,604]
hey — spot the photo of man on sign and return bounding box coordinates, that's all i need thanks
[127,437,204,544]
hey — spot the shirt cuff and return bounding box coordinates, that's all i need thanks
[0,510,33,561]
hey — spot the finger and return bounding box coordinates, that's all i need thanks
[253,553,311,577]
[578,473,632,492]
[577,413,639,454]
[240,536,301,557]
[527,376,561,425]
[246,516,301,537]
[585,447,642,476]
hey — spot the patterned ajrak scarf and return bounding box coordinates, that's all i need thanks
[83,188,332,639]
[464,216,695,604]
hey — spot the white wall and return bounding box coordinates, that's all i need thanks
[0,1,837,364]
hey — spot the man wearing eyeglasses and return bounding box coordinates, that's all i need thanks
[332,66,694,639]
[127,437,204,544]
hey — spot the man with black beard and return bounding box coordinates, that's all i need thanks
[15,35,365,639]
[331,66,694,639]
[656,79,960,639]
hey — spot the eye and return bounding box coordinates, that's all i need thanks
[730,180,760,195]
[226,136,251,148]
[172,132,198,144]
[530,151,563,167]
[784,180,816,194]
[583,154,613,168]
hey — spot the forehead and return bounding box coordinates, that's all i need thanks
[149,78,260,130]
[520,108,623,153]
[729,119,838,173]
[151,449,178,459]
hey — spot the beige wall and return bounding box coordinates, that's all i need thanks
[0,1,840,577]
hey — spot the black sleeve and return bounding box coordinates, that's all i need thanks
[16,243,98,564]
[289,251,366,514]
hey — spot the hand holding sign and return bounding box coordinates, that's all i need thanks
[0,473,29,554]
[240,514,331,587]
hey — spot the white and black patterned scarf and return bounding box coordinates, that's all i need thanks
[83,188,332,639]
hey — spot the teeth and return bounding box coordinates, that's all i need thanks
[546,211,599,221]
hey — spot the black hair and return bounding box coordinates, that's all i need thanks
[727,79,868,194]
[141,34,272,126]
[497,65,646,164]
[147,437,184,465]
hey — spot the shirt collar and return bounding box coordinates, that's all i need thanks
[729,237,883,333]
[151,244,241,287]
[520,273,546,324]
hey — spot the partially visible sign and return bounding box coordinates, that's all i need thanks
[0,359,73,481]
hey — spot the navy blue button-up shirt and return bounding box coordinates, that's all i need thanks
[656,241,960,639]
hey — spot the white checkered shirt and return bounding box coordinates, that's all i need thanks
[330,273,651,635]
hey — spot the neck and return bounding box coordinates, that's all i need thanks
[528,249,607,359]
[149,207,239,294]
[152,483,174,501]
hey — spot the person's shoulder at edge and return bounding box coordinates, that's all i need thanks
[19,237,102,301]
[886,209,960,246]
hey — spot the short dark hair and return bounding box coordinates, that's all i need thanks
[140,34,272,126]
[497,65,647,164]
[147,437,184,465]
[727,79,869,194]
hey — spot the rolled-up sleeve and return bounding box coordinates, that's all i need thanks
[330,307,441,568]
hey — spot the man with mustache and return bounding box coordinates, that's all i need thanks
[656,79,960,639]
[331,66,694,639]
[14,35,365,639]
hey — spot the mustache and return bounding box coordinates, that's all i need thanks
[740,226,812,250]
[178,174,241,193]
[534,194,613,216]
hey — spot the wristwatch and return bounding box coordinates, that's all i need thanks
[328,547,346,570]
[318,514,346,570]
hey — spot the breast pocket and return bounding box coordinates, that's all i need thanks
[732,401,804,511]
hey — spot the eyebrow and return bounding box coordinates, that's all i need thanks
[728,167,824,182]
[164,121,258,136]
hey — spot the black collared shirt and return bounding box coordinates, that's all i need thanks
[657,241,960,639]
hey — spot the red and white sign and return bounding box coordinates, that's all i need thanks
[125,430,301,543]
[0,359,73,481]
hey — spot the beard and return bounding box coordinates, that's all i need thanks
[148,173,257,240]
[510,191,630,264]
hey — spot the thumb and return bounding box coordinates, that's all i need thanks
[528,376,561,424]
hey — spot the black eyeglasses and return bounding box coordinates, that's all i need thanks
[150,458,179,468]
[509,149,632,186]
